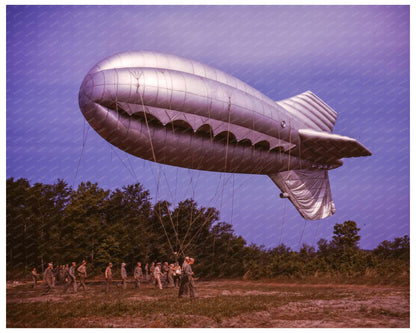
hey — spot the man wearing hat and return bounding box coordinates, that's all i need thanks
[187,258,197,298]
[77,260,87,291]
[63,262,77,294]
[154,262,163,290]
[42,262,54,295]
[119,263,128,289]
[162,262,170,286]
[134,262,143,289]
[105,262,113,292]
[31,268,39,288]
[178,257,189,297]
[149,262,155,284]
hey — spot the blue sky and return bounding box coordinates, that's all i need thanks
[6,5,410,250]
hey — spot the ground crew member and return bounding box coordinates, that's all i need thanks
[162,262,169,287]
[134,262,143,289]
[149,262,155,284]
[182,257,189,271]
[178,257,189,297]
[173,262,181,287]
[42,263,54,295]
[154,262,163,289]
[31,268,39,288]
[77,260,87,290]
[51,263,57,287]
[119,263,127,289]
[63,264,69,283]
[105,262,113,292]
[63,262,77,294]
[167,263,175,288]
[58,265,65,284]
[187,258,197,298]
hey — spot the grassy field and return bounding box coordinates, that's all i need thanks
[6,279,410,328]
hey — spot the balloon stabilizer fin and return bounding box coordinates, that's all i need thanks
[269,169,336,220]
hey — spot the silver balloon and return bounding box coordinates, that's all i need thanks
[79,51,371,220]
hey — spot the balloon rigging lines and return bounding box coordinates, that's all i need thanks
[110,69,299,255]
[73,119,90,188]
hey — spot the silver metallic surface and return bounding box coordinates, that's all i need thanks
[79,51,371,220]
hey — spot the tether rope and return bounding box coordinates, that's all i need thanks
[133,71,179,256]
[73,119,89,187]
[298,220,307,249]
[109,144,138,183]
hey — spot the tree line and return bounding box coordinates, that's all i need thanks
[6,178,409,284]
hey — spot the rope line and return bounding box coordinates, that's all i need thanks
[279,198,286,245]
[109,145,137,182]
[224,97,232,172]
[73,119,89,187]
[121,70,256,258]
[298,220,307,249]
[313,220,321,246]
[134,72,182,256]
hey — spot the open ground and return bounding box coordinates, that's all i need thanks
[6,279,409,328]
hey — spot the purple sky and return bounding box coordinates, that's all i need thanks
[6,5,410,250]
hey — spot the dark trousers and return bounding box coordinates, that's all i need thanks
[106,278,112,292]
[79,275,87,290]
[63,277,77,293]
[178,276,189,297]
[42,279,53,295]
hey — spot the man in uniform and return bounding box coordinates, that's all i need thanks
[63,262,77,294]
[162,262,169,287]
[173,262,181,288]
[178,257,189,297]
[167,263,175,288]
[149,262,155,284]
[42,263,54,295]
[187,258,197,298]
[63,264,69,283]
[77,260,87,291]
[51,263,58,287]
[182,257,189,271]
[31,268,39,288]
[154,262,163,290]
[58,265,65,284]
[134,262,143,289]
[105,262,113,292]
[119,263,127,289]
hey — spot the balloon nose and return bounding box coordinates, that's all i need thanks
[78,72,106,124]
[79,72,106,117]
[79,74,94,101]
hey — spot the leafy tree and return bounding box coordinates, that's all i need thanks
[6,178,32,271]
[148,200,175,262]
[104,184,152,267]
[332,220,361,251]
[241,243,268,280]
[373,235,410,277]
[175,200,219,259]
[63,181,110,267]
[30,180,71,268]
[6,178,71,274]
[204,222,247,278]
[5,178,410,283]
[330,221,361,274]
[266,244,301,277]
[374,235,409,261]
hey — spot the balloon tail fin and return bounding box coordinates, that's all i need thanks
[269,169,336,220]
[275,91,337,133]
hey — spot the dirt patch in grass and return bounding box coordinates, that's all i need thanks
[6,279,409,328]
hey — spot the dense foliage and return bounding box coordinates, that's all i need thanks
[6,178,409,283]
